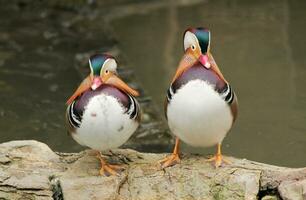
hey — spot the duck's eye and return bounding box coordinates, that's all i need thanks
[105,70,109,74]
[191,45,196,51]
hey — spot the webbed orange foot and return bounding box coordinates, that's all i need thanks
[205,154,230,168]
[96,151,125,176]
[99,163,125,176]
[158,153,180,169]
[205,143,230,168]
[158,137,181,169]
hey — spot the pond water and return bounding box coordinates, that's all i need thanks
[112,0,306,167]
[0,0,306,168]
[0,1,116,152]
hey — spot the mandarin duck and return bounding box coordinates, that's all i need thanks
[66,53,141,176]
[159,27,238,168]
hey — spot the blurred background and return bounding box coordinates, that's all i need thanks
[0,0,306,168]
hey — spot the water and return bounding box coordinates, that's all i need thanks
[0,1,116,152]
[0,0,306,167]
[112,0,306,167]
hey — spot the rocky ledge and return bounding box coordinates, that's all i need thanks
[0,140,305,200]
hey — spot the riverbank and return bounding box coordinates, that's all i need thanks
[0,140,305,200]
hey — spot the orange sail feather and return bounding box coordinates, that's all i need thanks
[66,76,92,105]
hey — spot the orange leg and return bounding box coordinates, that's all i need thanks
[96,151,125,176]
[158,138,181,169]
[205,143,230,168]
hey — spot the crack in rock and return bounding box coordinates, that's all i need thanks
[49,176,63,200]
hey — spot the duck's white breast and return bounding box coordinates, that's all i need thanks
[72,94,138,151]
[167,80,232,147]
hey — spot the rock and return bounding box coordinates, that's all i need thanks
[261,195,279,200]
[279,179,306,200]
[0,140,65,200]
[0,140,306,200]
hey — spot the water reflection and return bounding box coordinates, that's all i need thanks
[112,0,306,167]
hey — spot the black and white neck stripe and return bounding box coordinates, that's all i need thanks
[167,85,174,101]
[126,95,139,120]
[67,101,82,128]
[220,83,234,104]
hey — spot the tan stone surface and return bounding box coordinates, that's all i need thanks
[0,140,305,200]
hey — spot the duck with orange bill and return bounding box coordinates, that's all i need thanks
[159,28,238,169]
[66,53,140,176]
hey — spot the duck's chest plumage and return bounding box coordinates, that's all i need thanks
[166,63,236,147]
[66,85,139,150]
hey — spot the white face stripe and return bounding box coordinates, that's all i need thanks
[208,31,211,52]
[183,31,201,52]
[101,58,117,76]
[89,60,94,76]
